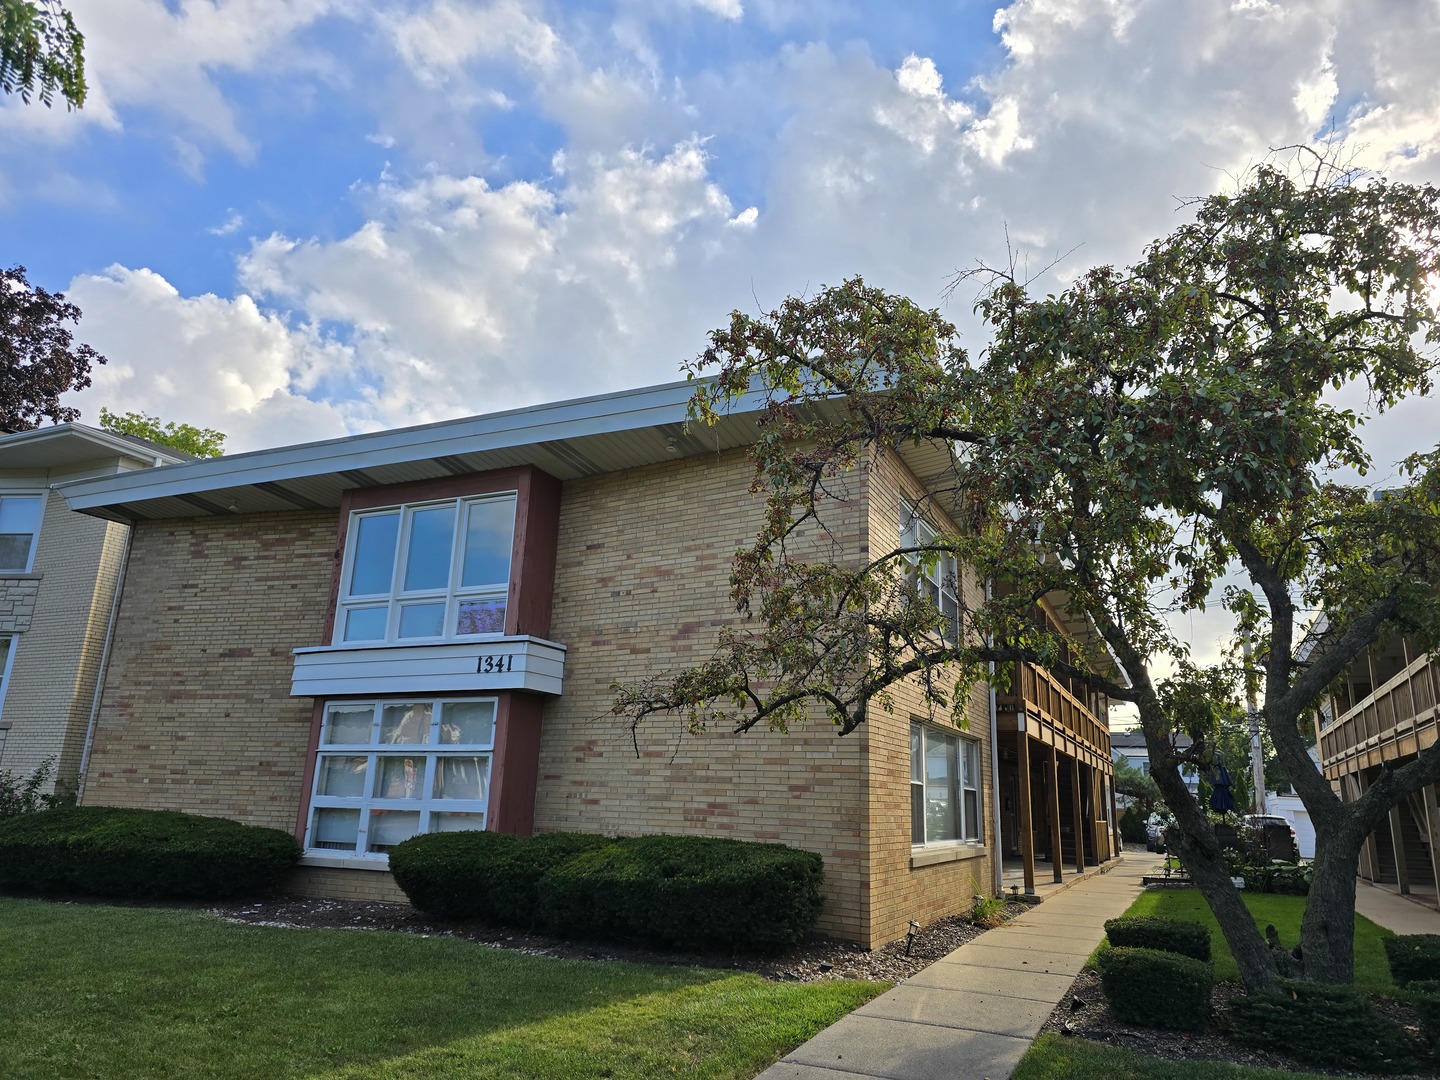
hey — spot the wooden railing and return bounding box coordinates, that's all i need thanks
[1011,662,1111,758]
[1320,654,1439,769]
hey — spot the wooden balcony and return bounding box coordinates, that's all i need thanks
[1320,653,1440,776]
[997,662,1111,769]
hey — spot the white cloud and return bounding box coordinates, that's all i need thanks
[61,266,355,453]
[207,210,245,236]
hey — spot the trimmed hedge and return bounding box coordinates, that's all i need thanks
[388,830,611,925]
[1103,915,1212,962]
[1384,934,1440,988]
[1228,979,1424,1074]
[391,830,826,952]
[1097,946,1213,1031]
[0,805,300,900]
[538,834,824,951]
[1408,980,1440,1065]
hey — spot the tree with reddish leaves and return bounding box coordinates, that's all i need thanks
[0,265,105,431]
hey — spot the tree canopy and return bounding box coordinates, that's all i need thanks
[613,153,1440,991]
[99,408,225,458]
[0,0,86,108]
[0,265,104,431]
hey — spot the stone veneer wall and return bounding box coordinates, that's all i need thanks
[0,490,128,788]
[538,446,876,943]
[82,510,337,831]
[862,451,996,947]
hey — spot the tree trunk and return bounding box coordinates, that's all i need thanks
[1165,801,1280,991]
[1299,827,1363,984]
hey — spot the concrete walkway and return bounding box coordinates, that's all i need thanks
[1355,881,1440,935]
[757,852,1163,1080]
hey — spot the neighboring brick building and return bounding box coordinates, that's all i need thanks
[0,425,186,791]
[60,381,1121,947]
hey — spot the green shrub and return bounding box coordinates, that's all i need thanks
[1228,979,1424,1074]
[1221,849,1311,894]
[390,830,613,924]
[0,805,300,900]
[1408,980,1440,1064]
[487,831,614,927]
[539,834,825,952]
[0,757,76,821]
[1097,947,1213,1031]
[1103,915,1211,961]
[1384,934,1440,988]
[388,829,523,921]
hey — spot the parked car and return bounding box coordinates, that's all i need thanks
[1243,814,1301,861]
[1145,815,1169,853]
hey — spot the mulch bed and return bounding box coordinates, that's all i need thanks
[208,893,1030,983]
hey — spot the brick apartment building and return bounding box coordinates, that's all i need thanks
[0,425,185,790]
[58,381,1120,947]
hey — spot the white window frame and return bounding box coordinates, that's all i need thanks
[305,696,497,861]
[0,493,44,573]
[337,493,517,645]
[900,500,959,644]
[910,722,984,847]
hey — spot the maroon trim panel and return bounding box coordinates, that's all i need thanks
[323,465,562,645]
[489,692,544,837]
[294,699,328,843]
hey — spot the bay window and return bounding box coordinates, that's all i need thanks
[910,723,983,845]
[306,697,495,858]
[338,494,516,643]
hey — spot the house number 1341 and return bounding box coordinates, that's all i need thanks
[477,654,515,674]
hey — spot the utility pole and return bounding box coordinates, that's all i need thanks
[1242,631,1267,815]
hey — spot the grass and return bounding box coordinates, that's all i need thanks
[1018,889,1402,1080]
[1013,1035,1338,1080]
[1112,889,1395,992]
[0,897,885,1079]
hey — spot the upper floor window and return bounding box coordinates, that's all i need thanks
[338,494,516,643]
[0,495,43,572]
[900,501,958,643]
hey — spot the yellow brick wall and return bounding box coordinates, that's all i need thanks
[0,490,129,790]
[81,511,337,830]
[539,447,877,943]
[862,451,998,945]
[288,866,410,904]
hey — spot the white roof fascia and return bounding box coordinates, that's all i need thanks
[58,379,765,512]
[0,423,188,469]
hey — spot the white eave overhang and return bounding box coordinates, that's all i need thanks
[0,422,189,474]
[55,380,780,523]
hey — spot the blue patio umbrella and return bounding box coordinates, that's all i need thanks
[1209,761,1236,813]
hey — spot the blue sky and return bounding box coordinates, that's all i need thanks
[2,0,1437,465]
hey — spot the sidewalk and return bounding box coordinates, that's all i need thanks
[757,852,1163,1080]
[1355,880,1440,935]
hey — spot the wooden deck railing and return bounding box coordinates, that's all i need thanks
[1320,654,1439,769]
[1009,662,1111,757]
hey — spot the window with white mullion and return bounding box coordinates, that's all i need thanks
[900,501,959,644]
[338,494,515,644]
[306,698,496,858]
[910,722,984,847]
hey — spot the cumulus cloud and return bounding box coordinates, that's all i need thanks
[60,267,355,453]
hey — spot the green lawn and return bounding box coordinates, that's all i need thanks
[0,897,885,1079]
[1013,1035,1337,1080]
[1015,889,1401,1079]
[1113,889,1395,992]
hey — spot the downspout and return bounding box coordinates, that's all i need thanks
[986,578,1004,895]
[76,521,132,801]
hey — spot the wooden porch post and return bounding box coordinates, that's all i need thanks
[1048,743,1063,883]
[1352,771,1380,883]
[1071,754,1086,873]
[1421,782,1440,896]
[1388,801,1411,895]
[1108,775,1121,858]
[1017,717,1036,894]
